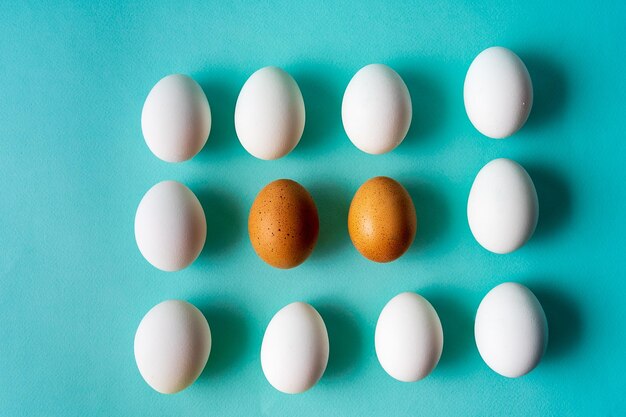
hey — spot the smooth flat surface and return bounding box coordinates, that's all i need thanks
[1,1,624,415]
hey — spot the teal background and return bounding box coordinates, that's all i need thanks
[1,1,625,415]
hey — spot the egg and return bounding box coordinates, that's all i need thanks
[141,74,211,162]
[475,282,548,378]
[135,180,206,271]
[261,302,329,394]
[467,158,538,254]
[375,292,443,382]
[235,66,305,160]
[248,179,319,269]
[134,300,211,394]
[342,64,412,154]
[464,47,533,139]
[348,176,417,262]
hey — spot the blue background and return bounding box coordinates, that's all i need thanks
[1,1,625,415]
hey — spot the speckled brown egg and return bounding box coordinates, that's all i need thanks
[249,179,319,269]
[348,176,417,263]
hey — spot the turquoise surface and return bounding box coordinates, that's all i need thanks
[1,1,625,415]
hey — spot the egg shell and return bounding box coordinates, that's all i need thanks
[135,180,206,271]
[348,176,417,262]
[141,74,211,162]
[467,158,538,254]
[235,66,305,160]
[342,64,412,154]
[134,300,212,394]
[261,302,329,394]
[475,282,548,378]
[248,179,319,269]
[375,292,443,382]
[464,46,533,138]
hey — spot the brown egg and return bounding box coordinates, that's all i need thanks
[248,179,319,269]
[348,176,417,263]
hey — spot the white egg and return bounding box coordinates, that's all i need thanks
[342,64,412,154]
[134,180,206,271]
[141,74,211,162]
[134,300,212,393]
[475,282,548,378]
[235,66,305,160]
[467,158,538,254]
[464,47,533,138]
[261,302,329,394]
[375,292,443,382]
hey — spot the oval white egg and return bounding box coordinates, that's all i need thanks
[141,74,211,162]
[261,302,329,394]
[134,300,212,393]
[467,158,538,254]
[235,66,305,160]
[475,282,548,378]
[375,292,443,382]
[342,64,412,154]
[464,47,533,138]
[134,180,206,271]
